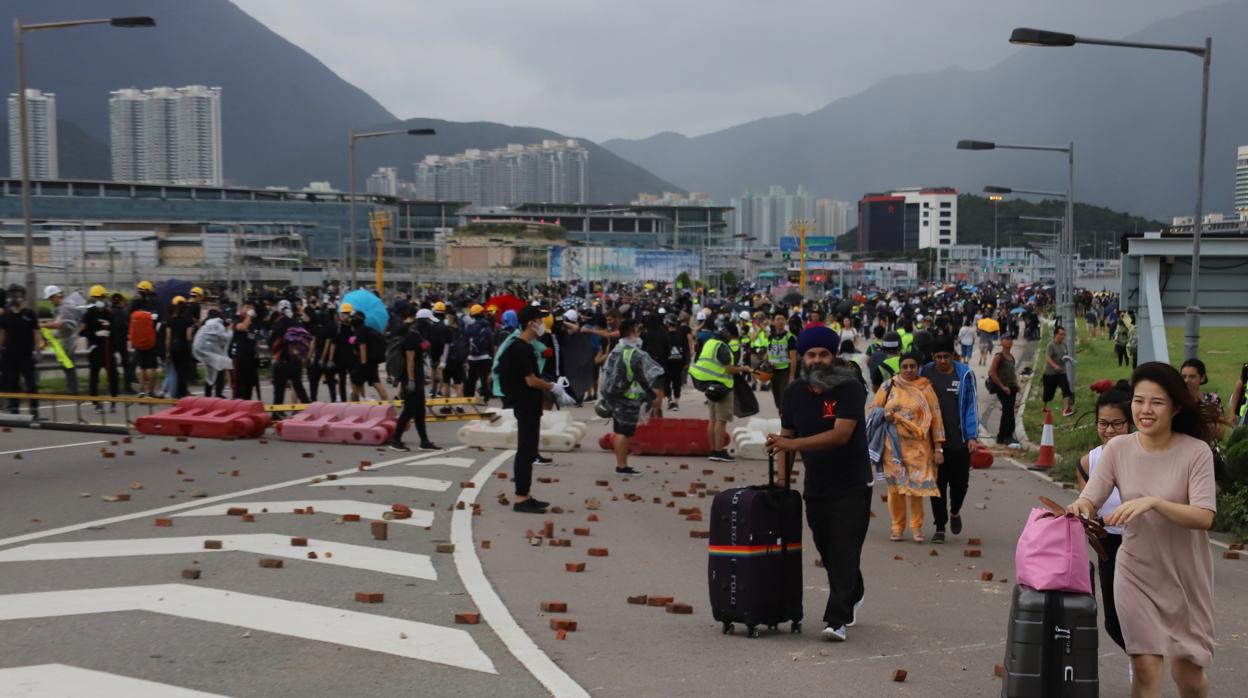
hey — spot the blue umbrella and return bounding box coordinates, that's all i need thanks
[342,289,388,332]
[1010,306,1026,315]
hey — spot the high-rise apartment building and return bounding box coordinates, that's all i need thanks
[414,139,587,206]
[366,166,399,196]
[815,198,852,238]
[8,89,58,179]
[1236,145,1248,212]
[729,185,819,248]
[109,85,223,186]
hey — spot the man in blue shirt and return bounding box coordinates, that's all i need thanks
[920,335,980,544]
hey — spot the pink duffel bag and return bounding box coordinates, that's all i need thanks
[1014,496,1107,595]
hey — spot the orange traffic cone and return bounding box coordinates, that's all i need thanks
[1032,408,1055,470]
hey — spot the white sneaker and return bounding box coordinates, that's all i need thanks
[848,596,864,627]
[821,624,847,642]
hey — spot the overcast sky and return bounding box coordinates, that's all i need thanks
[232,0,1223,142]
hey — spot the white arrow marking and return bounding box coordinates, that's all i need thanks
[0,440,110,457]
[403,456,476,468]
[173,500,433,527]
[0,534,436,580]
[0,584,496,674]
[0,663,230,697]
[312,476,452,492]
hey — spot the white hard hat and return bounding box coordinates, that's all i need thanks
[696,311,707,321]
[416,308,435,321]
[563,309,579,323]
[42,285,63,300]
[739,311,751,321]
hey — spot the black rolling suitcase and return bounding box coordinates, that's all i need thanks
[1001,584,1099,697]
[707,453,803,638]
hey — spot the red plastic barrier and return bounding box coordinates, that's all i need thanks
[134,397,270,439]
[601,417,728,456]
[275,402,395,445]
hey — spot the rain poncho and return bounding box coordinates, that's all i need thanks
[192,318,234,385]
[600,339,664,429]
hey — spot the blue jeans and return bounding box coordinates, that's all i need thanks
[162,360,178,397]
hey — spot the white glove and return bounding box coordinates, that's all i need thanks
[551,383,576,407]
[556,376,571,390]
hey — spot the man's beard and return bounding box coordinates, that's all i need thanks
[806,364,841,391]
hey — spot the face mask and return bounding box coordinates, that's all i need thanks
[93,300,105,309]
[532,322,546,337]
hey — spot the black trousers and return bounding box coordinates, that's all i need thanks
[1096,532,1126,651]
[171,351,192,398]
[306,359,327,402]
[87,346,119,399]
[1,357,38,413]
[204,372,226,397]
[394,384,430,445]
[233,357,259,401]
[805,486,872,627]
[272,361,309,406]
[1114,343,1128,366]
[931,446,970,530]
[664,358,684,400]
[465,359,491,399]
[513,408,541,496]
[996,389,1017,443]
[118,347,135,390]
[769,369,791,412]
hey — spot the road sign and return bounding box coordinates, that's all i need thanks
[805,236,837,252]
[779,236,799,252]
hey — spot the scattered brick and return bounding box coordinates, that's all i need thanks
[595,480,609,486]
[371,521,388,541]
[994,664,1005,677]
[679,464,689,470]
[893,555,904,561]
[1224,551,1241,560]
[436,543,456,554]
[880,494,888,503]
[203,540,223,550]
[929,549,939,556]
[555,629,568,640]
[652,497,662,504]
[392,503,412,514]
[723,475,735,482]
[565,562,586,572]
[690,530,710,539]
[341,514,361,522]
[815,558,824,568]
[181,568,201,579]
[176,437,188,443]
[102,494,130,502]
[573,527,590,536]
[647,596,674,607]
[968,537,983,546]
[455,501,466,510]
[154,518,173,527]
[226,507,248,516]
[258,558,284,569]
[685,513,703,522]
[542,521,555,538]
[586,513,599,522]
[537,476,553,484]
[666,603,693,614]
[302,453,313,458]
[627,595,648,605]
[964,549,982,558]
[481,540,491,549]
[460,481,476,488]
[892,669,907,683]
[307,552,318,559]
[981,571,995,581]
[241,514,255,522]
[124,450,135,456]
[702,469,714,475]
[455,612,481,625]
[671,491,687,498]
[540,601,568,613]
[588,548,609,557]
[549,618,577,631]
[1230,542,1244,551]
[355,592,384,603]
[290,537,308,547]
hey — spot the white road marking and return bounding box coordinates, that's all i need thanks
[0,534,437,580]
[312,475,452,492]
[0,446,467,549]
[0,440,108,457]
[403,456,476,468]
[0,663,229,697]
[173,500,434,528]
[0,584,496,673]
[451,450,590,698]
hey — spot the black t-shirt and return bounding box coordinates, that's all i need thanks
[923,366,964,449]
[166,315,194,354]
[1,307,39,358]
[231,325,256,359]
[499,337,543,413]
[334,324,356,368]
[401,326,426,382]
[780,377,871,497]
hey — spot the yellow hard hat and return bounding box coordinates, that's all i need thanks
[470,304,484,316]
[339,302,354,315]
[171,295,186,305]
[486,304,498,314]
[433,301,447,313]
[190,286,204,297]
[137,280,154,292]
[89,284,107,298]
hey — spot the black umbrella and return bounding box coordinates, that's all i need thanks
[155,279,193,311]
[782,291,803,307]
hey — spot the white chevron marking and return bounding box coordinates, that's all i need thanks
[312,475,452,492]
[172,500,433,527]
[0,663,230,697]
[0,584,495,673]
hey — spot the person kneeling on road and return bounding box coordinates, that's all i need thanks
[766,326,871,643]
[601,319,665,476]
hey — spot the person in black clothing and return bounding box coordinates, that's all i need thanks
[766,326,871,643]
[164,297,195,398]
[230,303,260,400]
[499,305,555,514]
[270,300,310,407]
[80,288,119,411]
[350,312,389,402]
[464,306,495,401]
[663,313,688,410]
[304,296,336,402]
[0,285,42,415]
[418,308,449,398]
[110,293,135,393]
[326,306,356,402]
[387,308,439,452]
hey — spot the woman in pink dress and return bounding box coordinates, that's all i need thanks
[1069,362,1217,698]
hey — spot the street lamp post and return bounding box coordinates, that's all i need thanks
[1009,27,1211,360]
[348,127,434,289]
[14,15,155,297]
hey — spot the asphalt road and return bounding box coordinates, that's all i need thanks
[3,346,1248,696]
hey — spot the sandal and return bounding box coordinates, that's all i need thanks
[911,530,925,543]
[890,531,903,542]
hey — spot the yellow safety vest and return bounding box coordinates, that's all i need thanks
[622,348,643,401]
[40,328,73,370]
[689,338,733,388]
[880,355,901,380]
[766,331,794,370]
[899,330,914,352]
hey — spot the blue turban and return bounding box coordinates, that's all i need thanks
[502,309,519,329]
[797,326,840,356]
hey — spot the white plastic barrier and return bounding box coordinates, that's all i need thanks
[456,411,585,452]
[729,417,782,461]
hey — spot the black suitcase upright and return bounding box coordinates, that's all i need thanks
[707,454,803,638]
[1001,584,1099,698]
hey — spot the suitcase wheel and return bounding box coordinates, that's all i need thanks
[747,625,760,639]
[768,624,778,632]
[791,621,802,634]
[721,622,733,635]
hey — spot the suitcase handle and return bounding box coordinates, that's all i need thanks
[768,451,793,490]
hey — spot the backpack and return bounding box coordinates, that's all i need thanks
[130,309,157,350]
[386,332,407,385]
[282,326,313,362]
[466,321,491,357]
[448,327,469,363]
